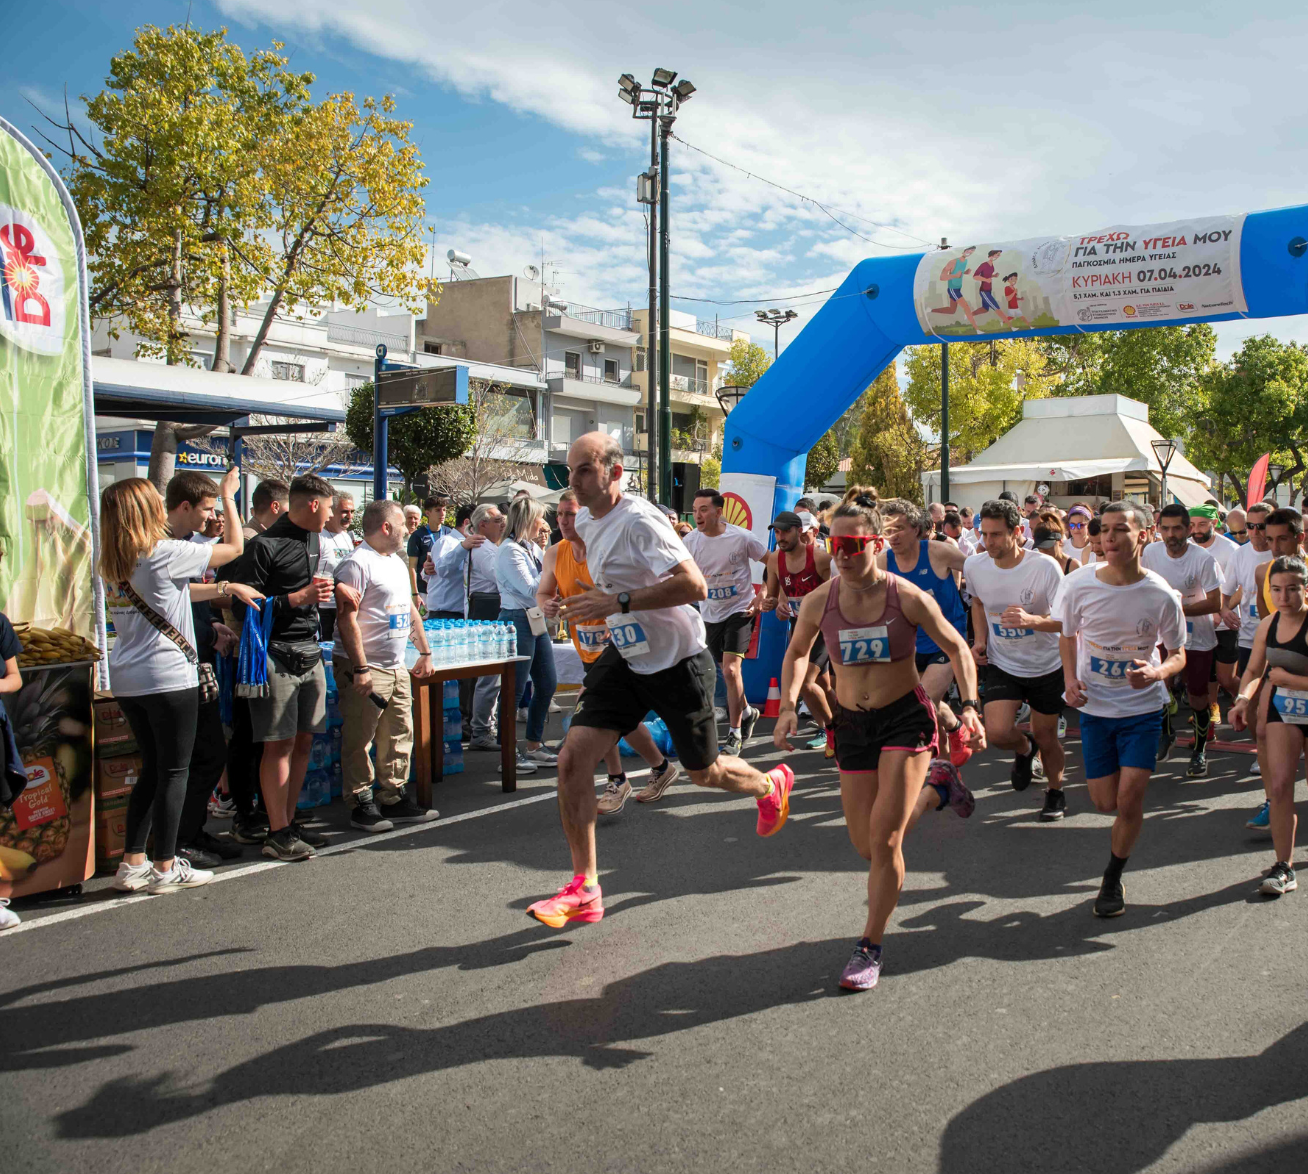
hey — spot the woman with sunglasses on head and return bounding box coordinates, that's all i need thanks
[773,499,986,992]
[1230,555,1308,896]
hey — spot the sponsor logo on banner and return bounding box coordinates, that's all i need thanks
[721,492,752,530]
[913,214,1246,338]
[718,472,777,587]
[0,203,66,355]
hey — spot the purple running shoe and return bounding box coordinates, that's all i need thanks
[928,757,975,819]
[839,941,882,991]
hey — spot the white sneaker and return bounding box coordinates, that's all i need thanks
[1057,715,1067,738]
[1251,760,1262,777]
[0,899,19,931]
[1016,702,1031,725]
[112,859,153,892]
[524,745,559,765]
[517,707,529,724]
[147,857,214,895]
[497,755,538,775]
[207,793,235,819]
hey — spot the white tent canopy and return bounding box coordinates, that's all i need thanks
[924,394,1211,508]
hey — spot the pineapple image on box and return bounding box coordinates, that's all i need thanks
[0,675,74,863]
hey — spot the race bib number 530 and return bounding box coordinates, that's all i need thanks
[606,614,650,658]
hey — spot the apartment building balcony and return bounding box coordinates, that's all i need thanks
[547,371,641,408]
[538,301,641,346]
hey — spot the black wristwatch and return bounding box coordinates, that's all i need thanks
[959,699,980,712]
[618,591,631,614]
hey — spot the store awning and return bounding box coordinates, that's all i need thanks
[1165,476,1216,510]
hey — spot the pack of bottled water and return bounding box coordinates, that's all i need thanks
[421,618,519,667]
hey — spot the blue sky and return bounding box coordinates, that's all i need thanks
[4,0,1307,359]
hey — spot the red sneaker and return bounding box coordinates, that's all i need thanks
[757,764,795,837]
[948,725,973,769]
[527,876,604,928]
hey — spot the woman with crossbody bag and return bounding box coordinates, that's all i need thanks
[102,475,260,895]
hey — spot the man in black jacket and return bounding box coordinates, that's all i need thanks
[229,474,334,861]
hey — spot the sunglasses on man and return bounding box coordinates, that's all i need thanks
[1247,522,1267,532]
[1227,528,1247,539]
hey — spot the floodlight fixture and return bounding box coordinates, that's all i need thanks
[651,67,677,88]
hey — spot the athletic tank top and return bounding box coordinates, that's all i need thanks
[780,543,823,599]
[555,540,610,664]
[1265,611,1308,675]
[1262,563,1276,616]
[886,538,967,655]
[819,575,917,668]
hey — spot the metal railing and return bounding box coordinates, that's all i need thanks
[694,320,735,341]
[669,373,710,396]
[326,322,410,351]
[553,302,634,331]
[558,370,632,388]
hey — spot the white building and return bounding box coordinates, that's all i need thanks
[922,394,1212,511]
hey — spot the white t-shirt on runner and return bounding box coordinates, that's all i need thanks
[1055,564,1187,719]
[964,549,1065,677]
[1222,542,1274,648]
[682,523,767,623]
[333,541,414,669]
[1191,534,1238,631]
[317,528,356,611]
[1141,542,1222,652]
[106,539,214,697]
[575,494,707,674]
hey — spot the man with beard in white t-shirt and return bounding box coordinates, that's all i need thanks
[965,498,1069,821]
[1188,503,1240,730]
[1142,504,1223,777]
[525,433,795,930]
[682,488,769,755]
[1058,501,1187,918]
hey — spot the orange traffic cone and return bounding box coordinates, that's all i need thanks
[763,678,782,718]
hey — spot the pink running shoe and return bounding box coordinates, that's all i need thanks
[928,757,975,819]
[839,941,882,991]
[756,764,794,837]
[527,876,604,928]
[948,724,973,769]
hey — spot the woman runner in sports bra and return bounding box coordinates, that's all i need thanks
[1231,555,1308,896]
[773,500,986,992]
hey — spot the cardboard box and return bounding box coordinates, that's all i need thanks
[95,792,129,869]
[94,695,138,757]
[96,754,142,801]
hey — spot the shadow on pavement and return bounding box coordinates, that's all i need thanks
[936,1021,1308,1174]
[52,937,843,1138]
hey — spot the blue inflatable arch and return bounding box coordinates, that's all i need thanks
[722,202,1308,698]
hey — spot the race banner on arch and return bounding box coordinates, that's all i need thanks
[913,213,1247,338]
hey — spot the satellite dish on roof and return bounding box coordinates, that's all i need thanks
[524,264,540,280]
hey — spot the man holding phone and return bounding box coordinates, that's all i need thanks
[333,499,438,832]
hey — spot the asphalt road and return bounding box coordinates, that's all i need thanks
[3,710,1305,1174]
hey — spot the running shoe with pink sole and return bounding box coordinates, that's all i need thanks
[928,757,975,819]
[756,764,794,837]
[527,876,604,928]
[948,725,973,769]
[839,941,882,991]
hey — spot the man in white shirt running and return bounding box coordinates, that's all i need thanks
[317,492,356,643]
[966,499,1069,819]
[1142,504,1223,777]
[682,487,769,755]
[1058,501,1187,918]
[526,433,794,930]
[1189,503,1240,729]
[333,500,439,832]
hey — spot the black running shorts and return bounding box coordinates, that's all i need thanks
[571,646,719,771]
[833,686,938,773]
[982,664,1066,716]
[789,616,829,671]
[1214,628,1239,666]
[705,611,755,659]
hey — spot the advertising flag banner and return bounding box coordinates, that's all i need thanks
[914,214,1247,338]
[0,117,100,899]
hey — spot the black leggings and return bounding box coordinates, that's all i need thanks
[118,687,200,861]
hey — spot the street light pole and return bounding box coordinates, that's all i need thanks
[938,237,950,505]
[754,308,799,359]
[1151,438,1177,507]
[619,69,694,506]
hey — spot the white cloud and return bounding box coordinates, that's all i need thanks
[216,0,1308,357]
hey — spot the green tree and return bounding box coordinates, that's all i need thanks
[1040,324,1217,441]
[847,363,929,501]
[805,429,840,490]
[237,91,435,374]
[47,24,311,487]
[722,338,772,388]
[903,337,1058,464]
[1186,335,1308,504]
[345,382,477,487]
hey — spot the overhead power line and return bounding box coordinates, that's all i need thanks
[670,133,936,250]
